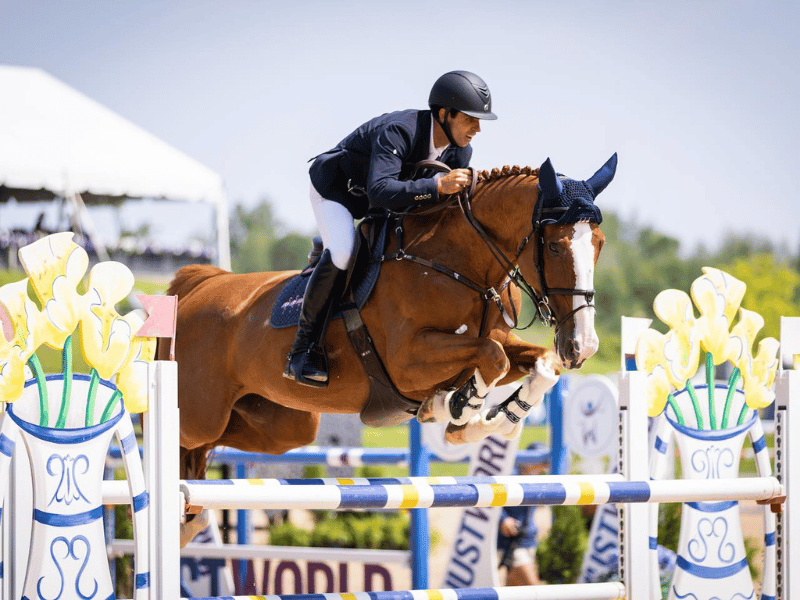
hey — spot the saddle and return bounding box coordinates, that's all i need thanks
[269,216,421,427]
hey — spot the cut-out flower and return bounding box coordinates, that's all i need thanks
[79,262,136,380]
[653,289,701,387]
[691,268,746,365]
[635,328,672,416]
[738,337,780,409]
[727,308,764,366]
[115,309,157,413]
[0,280,47,401]
[18,233,88,349]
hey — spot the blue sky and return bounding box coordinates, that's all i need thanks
[1,0,798,254]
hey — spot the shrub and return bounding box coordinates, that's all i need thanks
[536,505,587,584]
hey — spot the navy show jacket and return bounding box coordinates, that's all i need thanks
[309,109,472,219]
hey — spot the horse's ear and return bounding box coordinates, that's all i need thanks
[538,157,563,198]
[586,153,618,197]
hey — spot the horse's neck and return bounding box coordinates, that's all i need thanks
[400,178,536,285]
[470,175,538,255]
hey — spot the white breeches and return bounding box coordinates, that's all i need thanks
[310,183,357,270]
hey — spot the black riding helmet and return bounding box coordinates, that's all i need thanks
[428,70,497,121]
[429,70,496,146]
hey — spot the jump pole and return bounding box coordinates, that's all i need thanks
[145,360,181,599]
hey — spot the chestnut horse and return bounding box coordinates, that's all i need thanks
[160,155,617,486]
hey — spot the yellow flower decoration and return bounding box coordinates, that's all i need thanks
[0,280,48,401]
[691,269,746,365]
[637,268,780,421]
[115,310,157,413]
[644,366,672,417]
[738,337,780,409]
[79,262,136,380]
[727,308,764,366]
[635,329,673,416]
[18,232,88,349]
[653,289,701,387]
[698,267,746,323]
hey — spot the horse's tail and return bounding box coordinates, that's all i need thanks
[167,264,228,299]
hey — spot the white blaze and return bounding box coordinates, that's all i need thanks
[569,223,599,360]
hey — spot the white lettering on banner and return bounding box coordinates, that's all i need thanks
[442,433,519,588]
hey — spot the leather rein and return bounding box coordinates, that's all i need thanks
[380,161,597,336]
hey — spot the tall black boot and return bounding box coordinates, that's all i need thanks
[283,249,347,387]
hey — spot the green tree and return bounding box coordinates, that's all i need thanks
[230,200,280,273]
[229,199,313,273]
[272,233,314,271]
[720,254,800,341]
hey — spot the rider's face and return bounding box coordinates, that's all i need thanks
[443,110,481,147]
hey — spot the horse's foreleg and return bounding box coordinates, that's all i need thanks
[491,330,563,386]
[444,352,560,444]
[393,332,511,427]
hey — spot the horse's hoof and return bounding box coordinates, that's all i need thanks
[445,417,485,444]
[417,391,449,423]
[180,509,209,548]
[520,354,560,402]
[444,422,469,444]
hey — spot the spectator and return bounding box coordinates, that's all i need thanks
[497,442,549,585]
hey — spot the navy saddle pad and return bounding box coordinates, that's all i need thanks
[269,222,387,329]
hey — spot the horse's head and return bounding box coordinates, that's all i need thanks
[525,154,617,369]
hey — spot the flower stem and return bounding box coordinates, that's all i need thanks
[706,353,716,430]
[55,335,73,429]
[686,379,704,430]
[667,392,685,426]
[720,368,741,430]
[85,369,99,427]
[100,389,123,423]
[737,403,752,426]
[27,354,48,427]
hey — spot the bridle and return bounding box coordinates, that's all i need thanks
[384,163,597,335]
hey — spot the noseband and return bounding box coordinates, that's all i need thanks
[524,197,597,333]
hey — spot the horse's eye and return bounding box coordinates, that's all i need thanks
[548,242,560,254]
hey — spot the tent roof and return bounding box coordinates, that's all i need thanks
[0,65,225,207]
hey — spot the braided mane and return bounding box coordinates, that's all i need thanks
[476,165,539,184]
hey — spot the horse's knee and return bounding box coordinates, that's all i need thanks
[479,339,510,385]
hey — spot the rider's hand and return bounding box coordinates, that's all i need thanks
[437,168,471,196]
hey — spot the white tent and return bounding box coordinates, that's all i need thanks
[0,64,230,269]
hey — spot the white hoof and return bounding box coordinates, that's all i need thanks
[519,354,560,405]
[417,390,449,423]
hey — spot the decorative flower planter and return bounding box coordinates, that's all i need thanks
[1,374,149,600]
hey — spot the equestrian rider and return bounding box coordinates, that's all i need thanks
[284,70,498,387]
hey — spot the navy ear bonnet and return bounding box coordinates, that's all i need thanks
[546,180,604,225]
[536,153,617,226]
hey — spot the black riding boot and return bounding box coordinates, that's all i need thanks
[283,249,347,387]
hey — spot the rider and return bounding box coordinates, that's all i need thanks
[284,70,498,387]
